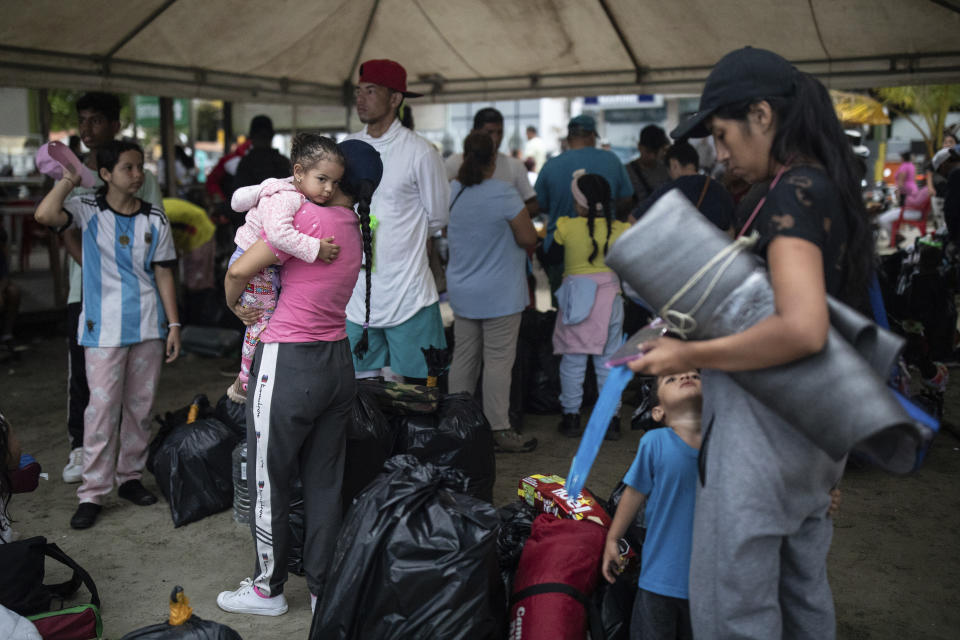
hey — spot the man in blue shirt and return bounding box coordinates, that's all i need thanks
[534,115,634,295]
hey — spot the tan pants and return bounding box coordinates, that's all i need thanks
[448,313,522,431]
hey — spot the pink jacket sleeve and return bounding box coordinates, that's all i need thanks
[259,190,320,262]
[230,183,262,213]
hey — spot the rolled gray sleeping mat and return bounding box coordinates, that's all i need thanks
[606,189,929,474]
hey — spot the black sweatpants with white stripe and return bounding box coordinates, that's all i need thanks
[245,339,353,597]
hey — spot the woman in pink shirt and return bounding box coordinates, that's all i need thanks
[216,140,382,618]
[895,151,917,203]
[227,134,346,403]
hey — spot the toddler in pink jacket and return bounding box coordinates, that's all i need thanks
[227,134,344,402]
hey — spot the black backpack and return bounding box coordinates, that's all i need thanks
[0,536,100,616]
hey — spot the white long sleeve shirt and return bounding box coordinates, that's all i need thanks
[344,119,450,327]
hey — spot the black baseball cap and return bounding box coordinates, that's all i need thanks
[671,47,797,140]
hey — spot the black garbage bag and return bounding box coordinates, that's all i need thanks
[120,614,241,640]
[119,586,242,640]
[151,418,241,527]
[496,501,538,599]
[148,395,211,474]
[342,385,395,512]
[591,566,640,640]
[310,455,504,640]
[629,378,660,432]
[606,482,646,553]
[518,310,562,414]
[398,393,495,502]
[179,325,242,358]
[214,394,246,440]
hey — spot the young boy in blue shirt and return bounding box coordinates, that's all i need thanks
[602,370,702,640]
[603,372,842,640]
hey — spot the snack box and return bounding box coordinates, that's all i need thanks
[518,474,612,528]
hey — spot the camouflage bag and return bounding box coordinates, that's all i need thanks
[357,379,440,416]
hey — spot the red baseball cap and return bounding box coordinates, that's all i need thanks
[358,59,423,98]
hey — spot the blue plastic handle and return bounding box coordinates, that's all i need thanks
[565,364,634,500]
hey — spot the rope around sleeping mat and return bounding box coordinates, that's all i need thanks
[658,232,758,339]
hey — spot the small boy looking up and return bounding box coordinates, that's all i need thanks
[602,370,702,640]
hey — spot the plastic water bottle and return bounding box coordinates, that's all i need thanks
[232,442,250,524]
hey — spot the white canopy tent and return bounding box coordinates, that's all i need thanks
[1,0,959,105]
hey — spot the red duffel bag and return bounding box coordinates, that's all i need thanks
[508,513,607,640]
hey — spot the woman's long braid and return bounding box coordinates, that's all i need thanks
[602,200,613,258]
[353,180,376,359]
[586,200,599,263]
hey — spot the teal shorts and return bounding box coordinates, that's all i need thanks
[346,302,447,379]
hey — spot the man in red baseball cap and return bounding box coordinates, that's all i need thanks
[344,60,450,384]
[354,59,422,137]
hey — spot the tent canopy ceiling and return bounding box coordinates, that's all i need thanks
[1,0,959,105]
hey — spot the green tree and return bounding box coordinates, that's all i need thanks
[47,89,131,132]
[195,102,221,142]
[876,84,960,158]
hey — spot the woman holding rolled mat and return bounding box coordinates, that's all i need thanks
[628,47,873,640]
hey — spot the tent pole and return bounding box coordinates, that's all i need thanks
[130,95,138,142]
[159,97,176,197]
[223,101,233,155]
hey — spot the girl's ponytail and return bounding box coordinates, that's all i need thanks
[575,173,613,263]
[353,179,376,360]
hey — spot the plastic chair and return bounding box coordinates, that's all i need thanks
[890,195,931,247]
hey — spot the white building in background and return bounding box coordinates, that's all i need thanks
[0,87,42,176]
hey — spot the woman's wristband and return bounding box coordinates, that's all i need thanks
[167,322,182,329]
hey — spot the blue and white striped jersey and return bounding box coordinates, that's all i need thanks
[62,193,176,347]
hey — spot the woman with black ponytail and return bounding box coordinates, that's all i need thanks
[629,48,875,638]
[218,139,382,618]
[447,131,539,453]
[552,171,630,441]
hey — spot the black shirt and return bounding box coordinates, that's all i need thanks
[750,165,849,300]
[635,174,735,231]
[233,148,293,193]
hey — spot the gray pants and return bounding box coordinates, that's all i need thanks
[690,370,844,640]
[246,339,353,597]
[631,589,693,640]
[449,312,522,431]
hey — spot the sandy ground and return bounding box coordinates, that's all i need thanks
[3,330,959,639]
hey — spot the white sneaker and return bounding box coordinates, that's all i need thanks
[310,593,317,614]
[62,448,83,483]
[217,578,288,616]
